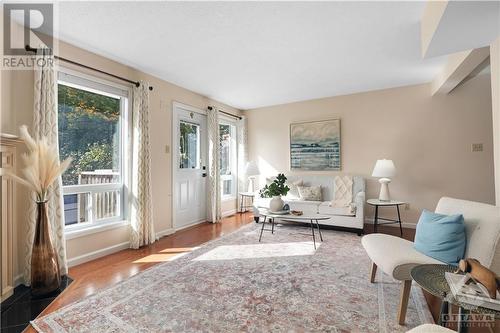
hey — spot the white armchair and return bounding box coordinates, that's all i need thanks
[362,197,500,325]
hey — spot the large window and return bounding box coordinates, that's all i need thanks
[219,120,237,199]
[57,71,129,228]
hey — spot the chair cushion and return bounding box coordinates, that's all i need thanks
[361,233,443,280]
[406,324,455,333]
[414,210,466,265]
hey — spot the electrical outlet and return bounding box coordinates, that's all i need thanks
[405,203,410,210]
[471,143,483,152]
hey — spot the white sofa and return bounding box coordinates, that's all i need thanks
[252,175,366,235]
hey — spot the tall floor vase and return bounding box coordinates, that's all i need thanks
[31,201,61,296]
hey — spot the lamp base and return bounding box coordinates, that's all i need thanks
[378,178,391,201]
[248,176,257,193]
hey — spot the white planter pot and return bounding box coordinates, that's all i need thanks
[270,196,284,212]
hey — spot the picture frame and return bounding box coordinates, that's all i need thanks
[289,119,341,171]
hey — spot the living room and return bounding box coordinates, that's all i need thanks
[1,1,500,332]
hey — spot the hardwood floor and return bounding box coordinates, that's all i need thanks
[24,215,496,332]
[24,213,254,333]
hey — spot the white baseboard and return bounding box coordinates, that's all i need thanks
[174,219,205,232]
[67,227,177,267]
[12,274,24,288]
[364,218,416,229]
[156,228,175,238]
[15,228,179,281]
[67,241,130,268]
[14,274,23,285]
[222,209,237,218]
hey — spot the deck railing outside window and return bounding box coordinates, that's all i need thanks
[63,170,121,225]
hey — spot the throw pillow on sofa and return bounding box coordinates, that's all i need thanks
[414,209,466,265]
[266,177,303,200]
[286,180,304,200]
[297,185,322,201]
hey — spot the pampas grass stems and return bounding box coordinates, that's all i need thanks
[2,125,71,202]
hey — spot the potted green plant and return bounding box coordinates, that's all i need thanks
[260,173,290,212]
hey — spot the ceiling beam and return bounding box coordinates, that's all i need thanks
[421,0,448,58]
[431,47,490,96]
[421,1,499,58]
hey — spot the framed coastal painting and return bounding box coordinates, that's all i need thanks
[290,119,341,171]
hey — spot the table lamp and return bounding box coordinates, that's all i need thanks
[245,161,260,193]
[371,159,396,201]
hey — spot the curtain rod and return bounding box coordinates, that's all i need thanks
[25,45,153,91]
[208,106,242,120]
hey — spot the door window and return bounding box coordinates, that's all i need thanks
[179,121,200,169]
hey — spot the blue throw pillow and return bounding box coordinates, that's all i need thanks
[414,210,466,265]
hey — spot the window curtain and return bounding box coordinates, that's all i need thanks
[237,116,248,212]
[24,48,68,285]
[207,106,221,222]
[130,81,155,249]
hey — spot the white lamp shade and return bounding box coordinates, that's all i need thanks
[371,159,396,178]
[245,161,260,176]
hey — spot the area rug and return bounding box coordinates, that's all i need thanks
[32,223,433,332]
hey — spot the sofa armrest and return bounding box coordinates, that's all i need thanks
[354,191,365,219]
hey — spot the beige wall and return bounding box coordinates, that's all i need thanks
[246,74,494,225]
[491,37,500,205]
[1,39,241,281]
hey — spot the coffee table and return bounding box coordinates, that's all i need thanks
[258,209,330,249]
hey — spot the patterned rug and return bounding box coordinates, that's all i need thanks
[32,223,433,332]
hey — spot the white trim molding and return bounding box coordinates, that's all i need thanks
[65,220,130,240]
[67,227,176,268]
[156,228,175,239]
[67,241,130,267]
[222,209,237,218]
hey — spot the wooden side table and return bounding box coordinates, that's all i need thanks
[239,192,255,213]
[366,199,406,237]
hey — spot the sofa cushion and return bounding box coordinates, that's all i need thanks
[414,210,466,265]
[297,185,322,201]
[284,179,303,200]
[286,200,320,214]
[318,202,355,216]
[361,233,443,280]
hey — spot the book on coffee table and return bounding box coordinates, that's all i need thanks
[445,272,500,311]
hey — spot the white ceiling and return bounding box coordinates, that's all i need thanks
[55,1,447,110]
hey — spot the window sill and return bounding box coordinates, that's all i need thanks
[65,220,130,240]
[221,196,236,202]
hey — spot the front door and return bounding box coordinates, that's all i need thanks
[173,105,207,229]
